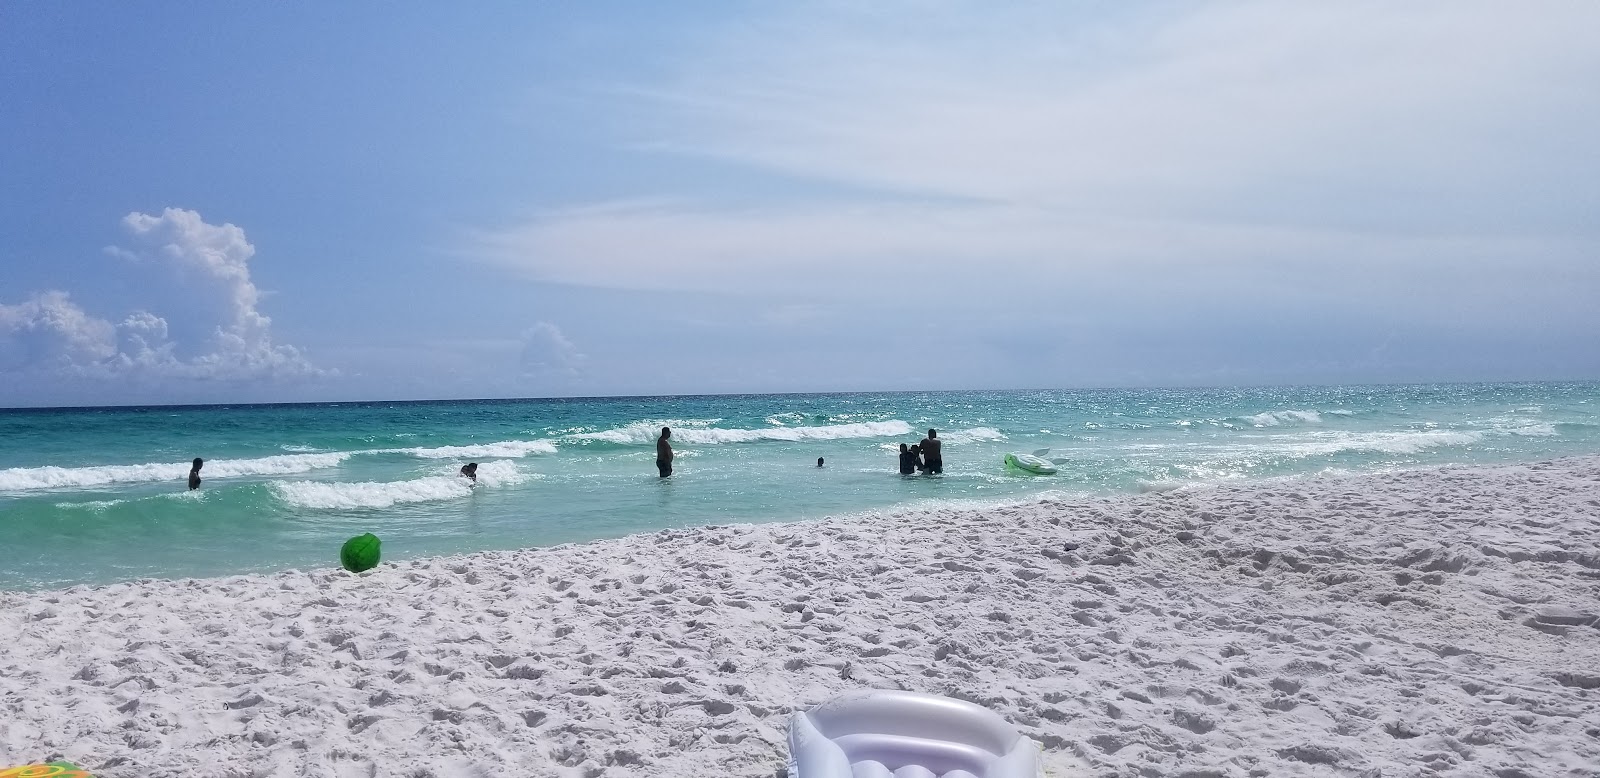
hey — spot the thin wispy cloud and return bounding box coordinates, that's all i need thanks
[475,2,1600,296]
[520,321,586,379]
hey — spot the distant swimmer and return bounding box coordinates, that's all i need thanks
[920,429,943,474]
[898,443,917,475]
[656,427,673,477]
[187,458,204,490]
[460,462,478,482]
[817,457,825,468]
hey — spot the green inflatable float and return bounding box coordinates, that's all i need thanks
[1004,452,1058,475]
[1,763,95,778]
[340,533,382,573]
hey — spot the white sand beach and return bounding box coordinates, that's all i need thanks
[4,458,1598,777]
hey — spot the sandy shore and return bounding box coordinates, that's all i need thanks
[4,458,1599,777]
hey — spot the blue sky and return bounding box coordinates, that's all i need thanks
[2,1,1597,406]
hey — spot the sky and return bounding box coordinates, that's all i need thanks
[2,1,1597,407]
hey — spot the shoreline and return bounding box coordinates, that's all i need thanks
[1,456,1563,595]
[4,457,1598,776]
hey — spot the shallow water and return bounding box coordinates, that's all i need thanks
[3,382,1597,590]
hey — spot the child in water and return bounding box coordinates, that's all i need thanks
[898,444,918,475]
[459,462,478,482]
[188,458,203,490]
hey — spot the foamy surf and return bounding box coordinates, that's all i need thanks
[568,419,916,445]
[0,452,353,492]
[1242,410,1324,427]
[52,490,207,511]
[1274,429,1483,457]
[270,461,524,510]
[941,426,1005,442]
[388,440,558,458]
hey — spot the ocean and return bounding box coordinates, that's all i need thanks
[2,382,1596,591]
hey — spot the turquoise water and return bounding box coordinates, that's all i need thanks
[3,383,1597,591]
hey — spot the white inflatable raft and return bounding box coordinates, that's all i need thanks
[787,690,1040,778]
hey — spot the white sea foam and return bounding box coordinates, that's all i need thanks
[1243,410,1323,427]
[271,477,473,510]
[271,461,524,510]
[569,420,915,445]
[1513,423,1559,437]
[1277,430,1482,457]
[389,440,558,459]
[940,427,1005,442]
[0,452,352,493]
[1485,417,1559,437]
[53,498,129,511]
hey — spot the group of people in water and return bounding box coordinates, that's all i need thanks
[898,429,943,475]
[650,426,943,478]
[189,428,947,491]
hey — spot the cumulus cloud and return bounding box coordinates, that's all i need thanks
[0,291,117,372]
[519,322,585,378]
[0,208,320,382]
[472,2,1600,297]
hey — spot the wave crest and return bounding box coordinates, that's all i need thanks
[1243,410,1323,427]
[1282,430,1482,457]
[569,420,915,445]
[0,453,352,492]
[942,427,1005,443]
[391,440,558,459]
[271,462,523,510]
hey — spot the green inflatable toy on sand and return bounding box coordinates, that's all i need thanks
[340,533,381,573]
[1,763,95,778]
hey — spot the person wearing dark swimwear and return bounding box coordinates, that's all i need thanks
[460,462,478,482]
[900,443,920,475]
[187,458,204,490]
[656,427,673,477]
[817,457,825,467]
[919,429,943,474]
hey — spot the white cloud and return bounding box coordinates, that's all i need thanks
[0,208,321,383]
[472,2,1600,296]
[520,321,585,378]
[0,291,117,372]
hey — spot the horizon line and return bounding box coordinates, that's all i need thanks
[2,378,1594,414]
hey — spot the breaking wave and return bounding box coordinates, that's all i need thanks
[388,440,558,459]
[941,427,1005,443]
[1242,410,1323,427]
[271,461,524,510]
[1276,430,1483,457]
[0,453,353,493]
[568,420,916,445]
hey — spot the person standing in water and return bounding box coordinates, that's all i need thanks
[187,458,204,490]
[656,427,674,477]
[816,457,825,468]
[897,443,917,475]
[920,429,943,474]
[459,462,478,482]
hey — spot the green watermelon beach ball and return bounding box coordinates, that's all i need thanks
[340,533,382,573]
